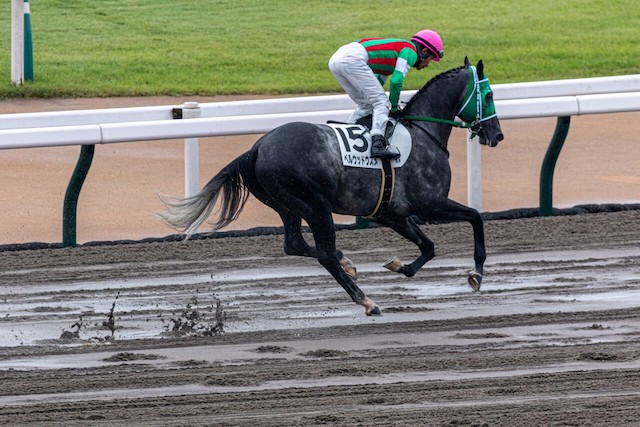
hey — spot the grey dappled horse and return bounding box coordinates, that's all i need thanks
[159,58,504,316]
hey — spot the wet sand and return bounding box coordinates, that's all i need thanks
[0,210,639,425]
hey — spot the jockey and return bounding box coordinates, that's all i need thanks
[329,29,444,160]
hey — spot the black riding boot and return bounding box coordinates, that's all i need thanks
[370,134,400,160]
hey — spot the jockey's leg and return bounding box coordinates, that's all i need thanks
[329,42,374,124]
[364,77,399,159]
[369,94,399,160]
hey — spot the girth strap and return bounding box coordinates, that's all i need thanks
[363,159,395,219]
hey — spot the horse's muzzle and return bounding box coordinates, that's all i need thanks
[489,132,504,147]
[479,129,504,147]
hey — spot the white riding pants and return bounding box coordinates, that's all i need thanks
[329,42,390,137]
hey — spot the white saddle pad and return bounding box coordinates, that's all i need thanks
[329,122,412,169]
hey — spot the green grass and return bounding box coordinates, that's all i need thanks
[0,0,638,98]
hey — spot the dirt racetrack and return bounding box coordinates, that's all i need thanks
[1,209,640,426]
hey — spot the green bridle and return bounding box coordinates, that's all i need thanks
[403,65,497,138]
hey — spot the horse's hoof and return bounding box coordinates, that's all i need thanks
[467,271,482,291]
[344,267,357,280]
[383,257,401,272]
[363,297,381,316]
[366,306,382,316]
[340,256,358,280]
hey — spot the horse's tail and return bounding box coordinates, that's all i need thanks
[158,152,252,238]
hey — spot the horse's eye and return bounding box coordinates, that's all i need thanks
[484,91,493,105]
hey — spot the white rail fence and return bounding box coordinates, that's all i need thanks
[1,74,639,245]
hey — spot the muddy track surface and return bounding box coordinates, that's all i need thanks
[1,211,640,426]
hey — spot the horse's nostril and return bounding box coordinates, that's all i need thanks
[497,133,504,142]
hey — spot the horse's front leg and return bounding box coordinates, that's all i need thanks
[430,199,486,291]
[382,216,435,277]
[466,212,486,291]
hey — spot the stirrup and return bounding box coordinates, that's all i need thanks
[384,144,401,158]
[371,144,400,160]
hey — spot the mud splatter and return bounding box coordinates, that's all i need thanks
[101,292,119,337]
[59,316,85,341]
[164,292,225,337]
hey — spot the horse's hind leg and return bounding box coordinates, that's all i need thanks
[243,180,356,275]
[279,211,358,280]
[382,215,435,277]
[279,211,316,258]
[305,208,379,315]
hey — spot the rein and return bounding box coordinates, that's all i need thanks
[402,115,477,130]
[400,119,450,157]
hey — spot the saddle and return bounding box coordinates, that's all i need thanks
[327,118,412,219]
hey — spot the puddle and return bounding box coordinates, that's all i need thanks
[1,247,639,348]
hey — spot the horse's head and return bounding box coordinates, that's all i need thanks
[459,57,504,147]
[402,58,504,148]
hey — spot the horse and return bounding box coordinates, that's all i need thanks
[158,57,504,316]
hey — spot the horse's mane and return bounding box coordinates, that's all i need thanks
[403,65,466,112]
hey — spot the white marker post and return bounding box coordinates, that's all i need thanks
[11,0,25,85]
[182,102,201,198]
[466,130,482,211]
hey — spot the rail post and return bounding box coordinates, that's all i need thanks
[539,116,571,216]
[23,0,33,81]
[63,144,95,247]
[181,102,201,198]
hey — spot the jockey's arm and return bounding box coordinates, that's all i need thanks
[388,48,418,111]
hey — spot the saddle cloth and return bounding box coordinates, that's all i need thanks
[328,121,412,169]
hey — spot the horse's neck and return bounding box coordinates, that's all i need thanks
[405,69,468,148]
[407,69,467,120]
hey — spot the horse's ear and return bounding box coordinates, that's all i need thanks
[477,60,484,77]
[464,56,470,67]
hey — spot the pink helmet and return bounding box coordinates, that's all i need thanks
[411,29,444,62]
